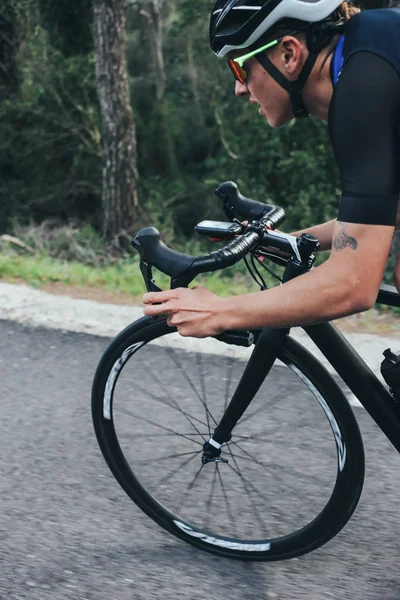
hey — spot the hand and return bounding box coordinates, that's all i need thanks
[143,286,227,338]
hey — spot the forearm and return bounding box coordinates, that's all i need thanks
[222,260,363,331]
[291,220,336,252]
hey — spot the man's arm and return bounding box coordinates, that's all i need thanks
[143,221,395,338]
[221,221,395,330]
[291,219,336,251]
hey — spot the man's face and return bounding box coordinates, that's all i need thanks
[229,36,306,127]
[233,55,293,128]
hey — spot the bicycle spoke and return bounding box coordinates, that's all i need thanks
[195,352,211,436]
[237,387,290,426]
[173,461,206,513]
[118,407,204,446]
[133,376,209,442]
[203,467,218,530]
[167,346,218,428]
[230,424,292,442]
[215,465,239,536]
[148,359,210,437]
[224,446,270,536]
[226,460,274,506]
[174,463,206,515]
[231,437,331,484]
[118,431,209,439]
[154,451,201,491]
[136,450,201,464]
[226,443,270,469]
[224,446,296,535]
[226,465,270,536]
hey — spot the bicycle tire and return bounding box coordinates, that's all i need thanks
[92,316,365,561]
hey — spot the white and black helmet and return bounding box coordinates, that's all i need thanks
[210,0,345,57]
[210,0,346,118]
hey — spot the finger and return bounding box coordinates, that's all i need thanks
[143,290,177,304]
[143,303,170,317]
[168,314,183,326]
[166,316,176,328]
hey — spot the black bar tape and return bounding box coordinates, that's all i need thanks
[190,231,260,275]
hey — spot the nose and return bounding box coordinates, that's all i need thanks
[235,80,249,97]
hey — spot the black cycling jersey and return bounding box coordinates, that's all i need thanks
[327,10,400,227]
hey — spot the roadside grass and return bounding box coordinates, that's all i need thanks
[0,221,290,297]
[0,250,268,298]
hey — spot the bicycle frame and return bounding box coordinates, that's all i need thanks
[210,290,400,457]
[305,319,400,453]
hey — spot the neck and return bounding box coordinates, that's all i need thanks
[302,38,338,121]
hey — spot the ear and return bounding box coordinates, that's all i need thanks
[280,36,305,77]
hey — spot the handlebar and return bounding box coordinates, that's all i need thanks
[131,181,319,291]
[132,227,261,289]
[216,181,283,226]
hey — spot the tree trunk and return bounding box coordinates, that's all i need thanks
[139,3,165,102]
[139,1,177,175]
[92,0,139,247]
[187,36,205,129]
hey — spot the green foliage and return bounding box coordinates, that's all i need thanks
[0,24,102,232]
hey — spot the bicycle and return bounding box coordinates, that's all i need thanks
[91,181,400,561]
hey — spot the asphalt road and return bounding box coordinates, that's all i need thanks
[1,319,400,600]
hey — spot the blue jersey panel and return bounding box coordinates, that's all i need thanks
[342,9,400,78]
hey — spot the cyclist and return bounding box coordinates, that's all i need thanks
[143,0,400,338]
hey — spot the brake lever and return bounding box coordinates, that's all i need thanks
[139,259,162,293]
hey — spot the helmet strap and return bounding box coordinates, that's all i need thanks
[256,49,319,119]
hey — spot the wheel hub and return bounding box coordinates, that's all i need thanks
[202,439,229,464]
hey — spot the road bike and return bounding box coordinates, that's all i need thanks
[91,182,400,561]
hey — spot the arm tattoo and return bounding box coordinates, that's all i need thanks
[333,223,358,252]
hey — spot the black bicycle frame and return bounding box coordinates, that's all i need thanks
[305,318,400,453]
[210,283,400,456]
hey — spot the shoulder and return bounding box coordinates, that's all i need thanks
[343,8,400,60]
[333,9,400,94]
[344,7,400,32]
[328,51,400,143]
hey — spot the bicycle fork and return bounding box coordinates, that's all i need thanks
[202,235,317,464]
[202,326,289,464]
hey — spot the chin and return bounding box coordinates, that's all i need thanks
[265,112,291,128]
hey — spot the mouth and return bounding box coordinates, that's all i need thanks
[250,98,261,109]
[250,99,263,116]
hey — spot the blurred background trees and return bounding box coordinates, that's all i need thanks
[0,0,398,272]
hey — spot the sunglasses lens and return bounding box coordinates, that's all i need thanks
[227,59,247,84]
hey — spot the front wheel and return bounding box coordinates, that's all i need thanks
[92,317,365,561]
